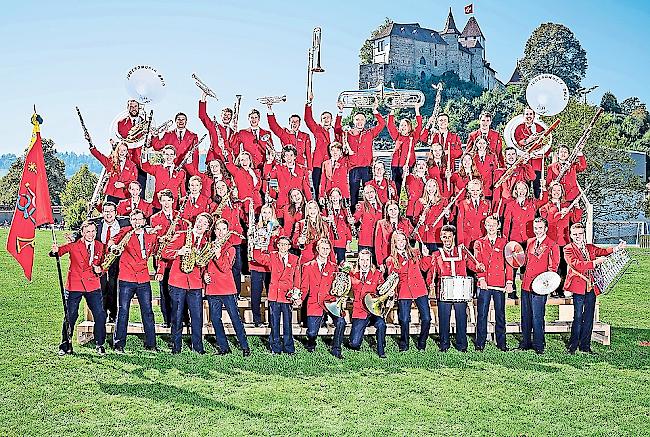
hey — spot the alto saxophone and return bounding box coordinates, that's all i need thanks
[101,228,135,271]
[179,223,197,274]
[156,196,189,258]
[195,230,245,267]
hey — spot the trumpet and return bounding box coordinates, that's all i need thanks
[192,73,218,100]
[151,119,174,137]
[257,95,287,106]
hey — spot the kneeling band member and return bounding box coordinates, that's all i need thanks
[50,220,107,356]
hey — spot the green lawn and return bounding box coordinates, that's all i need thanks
[1,230,649,436]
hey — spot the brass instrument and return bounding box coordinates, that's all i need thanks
[101,228,135,271]
[307,27,325,102]
[180,223,197,274]
[553,108,603,185]
[174,133,208,173]
[260,133,276,162]
[124,110,153,145]
[257,95,287,105]
[195,230,245,267]
[325,268,352,317]
[383,84,425,109]
[286,287,303,308]
[212,193,230,219]
[337,86,382,109]
[155,196,189,258]
[192,73,218,99]
[232,95,242,132]
[151,119,174,137]
[364,272,399,317]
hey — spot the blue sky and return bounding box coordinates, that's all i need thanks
[1,0,647,155]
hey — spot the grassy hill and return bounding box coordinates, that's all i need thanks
[1,230,648,436]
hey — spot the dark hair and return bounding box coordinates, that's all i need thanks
[289,114,301,123]
[175,112,187,120]
[249,109,260,118]
[102,201,117,212]
[441,224,456,234]
[157,189,174,201]
[321,111,332,118]
[479,111,492,119]
[438,113,449,121]
[533,217,548,228]
[222,108,234,116]
[283,145,297,157]
[130,209,145,220]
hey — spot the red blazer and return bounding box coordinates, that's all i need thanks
[304,104,342,169]
[325,208,353,249]
[226,162,262,211]
[413,199,448,244]
[546,155,587,201]
[387,114,422,167]
[492,162,536,205]
[350,269,384,319]
[231,128,273,169]
[404,175,427,217]
[353,201,383,247]
[56,239,104,292]
[450,172,481,196]
[181,194,213,223]
[420,130,462,161]
[90,147,138,199]
[150,129,200,173]
[162,230,209,290]
[521,236,560,291]
[212,201,244,246]
[474,236,514,288]
[320,158,350,199]
[456,198,491,248]
[473,153,499,197]
[428,246,477,295]
[386,252,429,300]
[563,243,613,295]
[116,198,153,218]
[503,198,541,243]
[117,117,136,139]
[466,129,504,165]
[292,220,335,264]
[427,161,454,198]
[268,114,312,169]
[252,250,301,303]
[513,122,548,171]
[112,227,158,283]
[538,201,583,246]
[150,209,185,238]
[185,165,215,199]
[205,246,236,296]
[137,151,187,209]
[199,100,235,164]
[263,162,312,208]
[277,205,303,237]
[335,112,385,168]
[365,178,397,204]
[300,259,339,316]
[374,218,414,265]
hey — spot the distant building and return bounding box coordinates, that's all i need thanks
[359,8,499,90]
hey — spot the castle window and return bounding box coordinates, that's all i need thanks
[421,71,426,80]
[377,40,384,52]
[434,59,438,67]
[420,56,426,65]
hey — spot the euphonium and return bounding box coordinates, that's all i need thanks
[383,85,425,109]
[337,87,382,109]
[364,272,400,317]
[180,223,197,274]
[101,228,135,271]
[325,265,353,318]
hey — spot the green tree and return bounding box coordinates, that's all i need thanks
[620,97,644,116]
[60,164,97,230]
[519,23,587,95]
[359,18,393,65]
[600,91,622,114]
[0,157,25,206]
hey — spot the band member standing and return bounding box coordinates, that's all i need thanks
[95,201,124,322]
[50,220,106,356]
[473,216,513,351]
[335,98,385,208]
[253,235,301,355]
[456,179,491,249]
[404,160,429,221]
[162,212,213,354]
[491,146,536,214]
[231,109,274,169]
[564,224,625,354]
[300,238,345,358]
[352,184,383,257]
[116,181,153,218]
[546,144,587,202]
[323,188,353,264]
[110,209,158,353]
[137,145,187,211]
[366,159,397,204]
[420,113,463,163]
[348,249,387,358]
[305,93,343,199]
[466,111,504,165]
[199,94,235,164]
[514,106,548,198]
[264,145,312,209]
[116,100,148,195]
[374,200,414,266]
[450,153,482,195]
[204,219,251,356]
[150,112,200,174]
[293,200,334,264]
[226,151,263,213]
[387,106,422,196]
[89,140,138,205]
[267,108,313,170]
[386,230,431,351]
[518,217,560,354]
[320,142,350,200]
[472,137,499,200]
[277,188,306,240]
[412,178,449,251]
[181,176,213,223]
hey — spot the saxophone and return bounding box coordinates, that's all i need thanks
[212,193,230,219]
[364,272,400,317]
[101,228,135,271]
[179,223,197,274]
[195,230,245,267]
[155,196,189,258]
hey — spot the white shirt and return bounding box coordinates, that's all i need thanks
[177,129,186,142]
[317,258,326,272]
[101,220,120,244]
[137,232,146,259]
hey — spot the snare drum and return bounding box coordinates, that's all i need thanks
[439,276,473,302]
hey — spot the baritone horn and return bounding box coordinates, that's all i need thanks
[383,85,426,109]
[363,272,400,317]
[192,73,218,100]
[307,27,325,101]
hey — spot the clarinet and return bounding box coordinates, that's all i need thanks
[342,198,358,239]
[174,133,208,173]
[325,196,340,240]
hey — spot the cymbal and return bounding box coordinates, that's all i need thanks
[505,241,526,268]
[532,271,562,295]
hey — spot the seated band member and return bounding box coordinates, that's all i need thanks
[293,200,334,264]
[322,188,353,264]
[366,159,397,204]
[162,212,214,354]
[110,209,158,353]
[352,184,383,258]
[150,112,200,174]
[231,109,274,169]
[267,107,312,170]
[472,137,499,200]
[226,151,262,214]
[181,176,213,224]
[348,249,387,358]
[514,106,549,198]
[253,235,301,355]
[466,111,504,165]
[264,145,312,209]
[95,201,124,323]
[335,98,385,208]
[374,200,414,266]
[404,159,429,221]
[413,178,449,252]
[300,238,346,358]
[492,146,535,214]
[137,144,187,211]
[564,224,626,354]
[387,105,422,197]
[50,220,106,356]
[518,217,560,354]
[546,143,587,202]
[456,179,491,249]
[450,153,482,195]
[116,181,153,218]
[277,188,305,239]
[473,216,513,352]
[204,219,250,356]
[320,142,351,200]
[199,93,235,164]
[305,92,343,200]
[385,230,432,352]
[429,225,482,352]
[420,112,463,163]
[89,140,138,205]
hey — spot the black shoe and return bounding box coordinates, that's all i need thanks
[535,349,544,355]
[475,345,485,352]
[217,349,232,356]
[458,348,467,353]
[378,353,387,359]
[144,346,159,352]
[242,348,251,357]
[508,292,518,300]
[439,347,449,353]
[96,345,106,356]
[331,351,343,359]
[306,347,315,353]
[567,348,576,355]
[581,348,597,355]
[114,346,125,354]
[108,316,116,324]
[58,346,73,356]
[497,346,509,352]
[171,349,180,354]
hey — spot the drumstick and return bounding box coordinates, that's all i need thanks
[460,244,485,272]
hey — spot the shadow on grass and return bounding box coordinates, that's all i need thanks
[99,381,264,418]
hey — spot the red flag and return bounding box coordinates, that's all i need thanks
[6,114,53,280]
[464,4,474,14]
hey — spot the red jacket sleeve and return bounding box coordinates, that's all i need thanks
[370,112,386,138]
[386,114,398,140]
[267,114,288,144]
[90,147,111,170]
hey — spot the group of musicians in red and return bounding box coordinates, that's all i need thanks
[51,92,625,359]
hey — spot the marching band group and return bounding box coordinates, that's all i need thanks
[52,84,625,360]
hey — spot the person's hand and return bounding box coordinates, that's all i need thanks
[204,273,212,284]
[155,273,163,281]
[560,208,570,217]
[308,91,314,103]
[505,282,514,294]
[93,265,102,274]
[594,256,607,266]
[200,91,208,102]
[415,104,421,116]
[421,245,429,257]
[51,243,59,253]
[336,100,344,111]
[444,208,451,218]
[266,103,273,112]
[445,168,452,179]
[478,278,488,290]
[114,181,125,189]
[615,240,627,252]
[347,217,355,226]
[477,262,486,272]
[65,233,74,243]
[402,164,409,176]
[379,265,386,274]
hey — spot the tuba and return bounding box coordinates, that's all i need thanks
[383,84,425,109]
[337,85,383,109]
[364,272,400,317]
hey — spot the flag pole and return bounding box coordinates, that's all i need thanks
[51,224,72,346]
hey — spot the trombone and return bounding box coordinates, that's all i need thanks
[307,27,325,102]
[192,73,218,100]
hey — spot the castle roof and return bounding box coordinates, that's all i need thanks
[461,17,484,38]
[370,22,447,44]
[484,60,496,73]
[507,63,523,85]
[441,8,460,34]
[462,39,483,49]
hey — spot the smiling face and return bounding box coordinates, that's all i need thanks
[189,178,202,195]
[484,216,499,237]
[441,230,454,249]
[215,181,228,198]
[306,202,320,220]
[290,189,303,205]
[524,108,535,124]
[363,185,377,202]
[437,115,449,130]
[479,114,492,131]
[261,205,273,221]
[82,223,97,243]
[316,240,331,259]
[209,160,222,178]
[387,203,399,220]
[249,112,260,128]
[320,112,332,127]
[160,195,173,210]
[467,180,482,200]
[117,143,129,160]
[353,113,366,129]
[515,181,528,198]
[570,226,585,245]
[127,100,140,117]
[505,148,517,165]
[221,109,233,125]
[163,148,176,166]
[175,114,187,130]
[238,152,251,168]
[358,251,371,272]
[533,220,547,239]
[131,212,146,229]
[462,154,473,170]
[432,143,443,160]
[103,204,116,223]
[398,119,411,136]
[476,138,488,153]
[128,182,141,198]
[414,160,427,176]
[194,215,210,234]
[277,238,291,256]
[289,116,300,132]
[558,146,570,161]
[215,221,228,239]
[550,184,563,201]
[395,232,407,251]
[283,149,297,166]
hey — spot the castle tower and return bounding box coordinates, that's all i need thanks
[440,8,460,75]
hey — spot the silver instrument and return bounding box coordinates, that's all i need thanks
[192,73,218,100]
[439,276,473,302]
[337,85,383,109]
[307,27,325,102]
[257,95,287,105]
[532,271,562,296]
[383,84,425,109]
[593,248,633,294]
[151,119,174,137]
